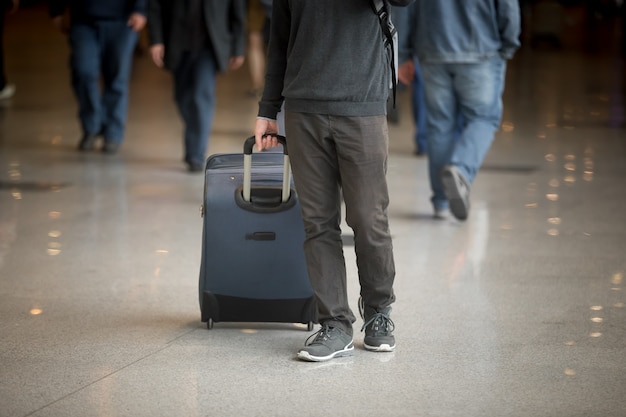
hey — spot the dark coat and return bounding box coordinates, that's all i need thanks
[147,0,246,72]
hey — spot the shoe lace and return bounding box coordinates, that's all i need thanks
[305,324,333,346]
[358,296,395,334]
[360,312,395,334]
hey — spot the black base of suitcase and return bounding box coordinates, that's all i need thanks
[201,291,317,330]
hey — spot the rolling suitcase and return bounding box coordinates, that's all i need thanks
[199,136,317,330]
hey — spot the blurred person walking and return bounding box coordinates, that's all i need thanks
[147,0,246,173]
[0,0,19,100]
[397,0,521,220]
[49,0,147,154]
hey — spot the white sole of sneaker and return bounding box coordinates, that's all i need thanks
[363,343,395,352]
[296,345,354,362]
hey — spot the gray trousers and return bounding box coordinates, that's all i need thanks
[285,112,396,335]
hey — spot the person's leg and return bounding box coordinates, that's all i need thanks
[284,112,354,335]
[187,48,217,168]
[0,8,7,91]
[330,115,395,313]
[451,55,506,183]
[421,62,458,211]
[412,58,428,155]
[173,54,193,164]
[173,49,218,170]
[333,114,396,352]
[286,111,355,362]
[99,20,138,148]
[69,22,103,141]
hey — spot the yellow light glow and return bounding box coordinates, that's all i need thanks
[30,309,43,315]
[501,122,514,132]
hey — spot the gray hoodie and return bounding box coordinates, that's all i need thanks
[258,0,414,119]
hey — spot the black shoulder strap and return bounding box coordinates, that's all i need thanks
[371,0,398,108]
[371,0,383,13]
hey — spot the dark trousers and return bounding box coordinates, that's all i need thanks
[173,48,218,166]
[0,8,6,90]
[284,112,396,335]
[411,58,428,153]
[69,20,138,142]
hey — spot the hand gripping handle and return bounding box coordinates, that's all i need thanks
[242,135,290,203]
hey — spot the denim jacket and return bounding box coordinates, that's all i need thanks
[394,0,521,64]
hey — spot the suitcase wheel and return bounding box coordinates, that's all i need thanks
[307,322,314,331]
[206,318,214,330]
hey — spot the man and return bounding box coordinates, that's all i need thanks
[397,0,521,220]
[0,0,19,100]
[254,0,414,362]
[50,0,147,154]
[147,0,246,173]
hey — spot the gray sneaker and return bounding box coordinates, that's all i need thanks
[440,165,470,221]
[297,324,354,362]
[359,298,396,352]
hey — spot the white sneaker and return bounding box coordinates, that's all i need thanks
[0,84,16,100]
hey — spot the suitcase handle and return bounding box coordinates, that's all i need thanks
[243,135,291,204]
[243,135,288,156]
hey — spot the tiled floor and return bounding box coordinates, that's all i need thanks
[1,4,625,417]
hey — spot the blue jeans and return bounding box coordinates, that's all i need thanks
[69,21,138,142]
[173,49,218,166]
[411,58,428,153]
[421,55,506,210]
